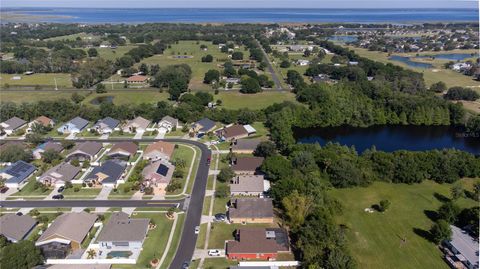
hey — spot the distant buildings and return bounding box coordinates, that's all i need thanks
[442,225,479,269]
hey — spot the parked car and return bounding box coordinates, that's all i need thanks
[16,212,23,216]
[57,186,65,193]
[0,186,9,193]
[182,261,190,269]
[208,249,221,256]
[206,156,211,166]
[52,194,64,200]
[194,226,200,234]
[213,213,226,222]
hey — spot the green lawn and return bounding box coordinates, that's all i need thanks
[215,91,297,110]
[10,179,52,197]
[109,182,135,199]
[45,32,98,41]
[167,144,198,195]
[91,45,139,61]
[83,91,171,106]
[1,73,73,88]
[203,258,237,269]
[159,213,186,269]
[329,179,478,269]
[62,185,101,197]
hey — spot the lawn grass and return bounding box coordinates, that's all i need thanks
[62,185,101,197]
[203,258,237,269]
[91,45,139,61]
[44,32,97,41]
[11,179,52,197]
[159,213,186,269]
[166,144,196,195]
[1,73,73,88]
[328,179,478,269]
[83,91,171,106]
[214,91,297,110]
[108,182,135,198]
[196,223,208,249]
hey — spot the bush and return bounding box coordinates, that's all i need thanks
[378,199,391,212]
[73,187,80,192]
[166,180,182,193]
[217,167,235,183]
[123,185,131,193]
[215,184,230,198]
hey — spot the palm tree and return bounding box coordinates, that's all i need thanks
[87,249,97,259]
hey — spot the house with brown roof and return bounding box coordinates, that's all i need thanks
[230,175,268,196]
[122,116,151,133]
[231,139,262,154]
[27,116,55,132]
[126,75,149,84]
[0,214,37,242]
[143,141,175,161]
[228,198,274,223]
[38,162,81,186]
[226,227,289,260]
[107,142,138,160]
[219,125,249,141]
[65,141,102,162]
[232,157,264,175]
[36,212,97,258]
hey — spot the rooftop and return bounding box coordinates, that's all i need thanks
[232,157,264,172]
[37,212,97,244]
[448,225,479,268]
[229,198,274,219]
[96,212,149,242]
[144,141,175,159]
[227,227,289,254]
[108,141,138,157]
[0,214,37,241]
[232,139,262,151]
[194,118,216,133]
[86,160,126,184]
[94,117,119,129]
[230,175,265,193]
[2,116,26,130]
[40,162,81,183]
[69,141,102,157]
[222,125,248,139]
[69,117,89,130]
[0,160,36,184]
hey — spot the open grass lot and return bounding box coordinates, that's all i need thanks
[329,179,478,269]
[348,46,480,89]
[92,45,139,61]
[44,32,98,41]
[214,91,296,110]
[139,40,248,91]
[202,258,237,269]
[0,73,73,88]
[159,213,186,269]
[83,91,170,105]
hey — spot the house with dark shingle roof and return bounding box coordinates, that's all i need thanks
[0,214,37,242]
[232,157,264,175]
[218,125,249,141]
[228,198,274,224]
[0,116,27,135]
[38,162,81,186]
[92,117,120,134]
[231,139,262,154]
[0,160,36,188]
[65,141,102,162]
[57,117,89,134]
[192,118,216,134]
[96,212,149,249]
[226,227,290,260]
[84,160,127,186]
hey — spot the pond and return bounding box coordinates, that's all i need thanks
[328,35,358,43]
[295,125,480,154]
[416,53,478,61]
[388,55,432,68]
[90,96,114,105]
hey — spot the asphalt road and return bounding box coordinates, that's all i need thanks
[256,39,283,90]
[0,137,211,269]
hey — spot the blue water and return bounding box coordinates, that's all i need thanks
[328,36,358,43]
[417,53,478,61]
[295,125,480,154]
[389,55,433,68]
[1,8,478,24]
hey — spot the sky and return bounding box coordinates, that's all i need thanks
[1,0,478,8]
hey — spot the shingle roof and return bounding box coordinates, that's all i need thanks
[94,117,119,130]
[40,162,81,183]
[125,116,150,130]
[70,141,102,157]
[144,141,175,159]
[232,139,262,151]
[39,141,64,153]
[229,198,274,219]
[230,175,265,193]
[69,117,89,130]
[96,212,149,242]
[1,160,36,184]
[160,116,178,126]
[0,214,37,241]
[34,116,53,127]
[108,142,138,157]
[2,116,26,130]
[37,212,97,244]
[232,157,264,172]
[141,160,175,184]
[222,125,248,139]
[86,160,126,184]
[227,227,289,254]
[195,118,216,132]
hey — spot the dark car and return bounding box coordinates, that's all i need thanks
[57,186,65,193]
[214,213,226,222]
[16,212,23,216]
[0,187,9,193]
[206,156,211,166]
[181,261,190,269]
[52,194,64,200]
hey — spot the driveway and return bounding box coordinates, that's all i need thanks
[95,185,113,200]
[0,188,18,201]
[100,133,109,140]
[44,186,61,200]
[66,133,77,140]
[133,131,144,140]
[155,129,166,139]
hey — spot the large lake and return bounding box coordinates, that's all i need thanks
[295,125,480,154]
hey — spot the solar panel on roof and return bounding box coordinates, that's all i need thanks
[156,164,169,177]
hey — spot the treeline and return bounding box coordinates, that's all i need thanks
[445,87,480,101]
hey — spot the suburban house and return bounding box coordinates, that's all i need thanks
[442,225,479,269]
[0,116,27,135]
[96,212,149,251]
[226,228,290,260]
[191,118,216,134]
[107,142,138,160]
[27,115,55,132]
[126,75,149,84]
[65,141,103,162]
[231,139,262,154]
[0,214,37,242]
[57,117,89,134]
[92,117,120,134]
[219,125,249,141]
[0,160,36,188]
[228,198,274,224]
[33,141,64,159]
[232,157,264,175]
[38,162,81,186]
[158,116,180,132]
[123,116,151,133]
[143,141,175,161]
[84,160,127,187]
[296,59,310,66]
[230,175,269,196]
[141,160,175,191]
[36,212,97,259]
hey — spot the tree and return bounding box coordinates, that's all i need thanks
[0,144,32,163]
[231,51,243,60]
[42,149,62,163]
[168,78,188,101]
[430,219,452,244]
[71,92,85,103]
[86,249,97,259]
[217,167,235,183]
[280,60,291,68]
[96,83,107,93]
[254,141,276,157]
[61,140,75,149]
[282,190,313,229]
[139,63,149,74]
[25,133,44,145]
[0,240,44,269]
[237,109,256,124]
[215,184,230,198]
[430,81,447,93]
[203,69,220,84]
[450,183,465,200]
[438,201,460,223]
[261,155,293,182]
[240,77,261,94]
[379,199,391,212]
[87,48,98,57]
[201,54,213,62]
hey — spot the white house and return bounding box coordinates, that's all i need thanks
[157,116,180,133]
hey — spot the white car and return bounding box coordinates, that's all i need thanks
[194,226,200,234]
[208,249,221,256]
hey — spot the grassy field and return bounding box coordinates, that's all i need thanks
[91,45,139,61]
[214,91,296,110]
[10,179,52,197]
[83,91,171,105]
[329,179,478,269]
[44,32,97,41]
[138,40,249,91]
[348,46,480,89]
[0,73,73,88]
